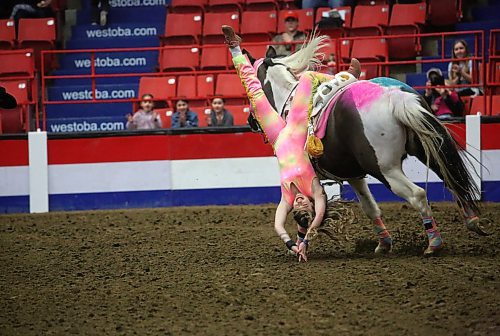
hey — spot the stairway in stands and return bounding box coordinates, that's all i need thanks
[46,1,168,132]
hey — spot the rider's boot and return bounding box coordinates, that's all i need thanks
[222,25,242,48]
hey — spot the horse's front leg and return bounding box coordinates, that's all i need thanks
[347,178,393,254]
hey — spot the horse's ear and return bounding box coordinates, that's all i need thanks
[266,46,277,59]
[242,49,256,65]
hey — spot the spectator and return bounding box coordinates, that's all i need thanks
[208,97,234,127]
[9,0,53,27]
[272,11,306,57]
[448,39,478,97]
[91,0,109,26]
[424,68,464,120]
[171,98,199,128]
[0,86,17,109]
[126,93,162,130]
[302,0,352,10]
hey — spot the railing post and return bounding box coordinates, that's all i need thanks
[465,114,482,200]
[28,130,49,213]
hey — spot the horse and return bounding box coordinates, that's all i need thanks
[243,35,489,256]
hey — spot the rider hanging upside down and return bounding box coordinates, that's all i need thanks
[222,25,361,261]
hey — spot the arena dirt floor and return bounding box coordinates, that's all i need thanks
[0,202,499,335]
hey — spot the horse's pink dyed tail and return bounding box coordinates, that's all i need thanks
[388,89,480,214]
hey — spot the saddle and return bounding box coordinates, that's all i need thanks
[309,72,357,134]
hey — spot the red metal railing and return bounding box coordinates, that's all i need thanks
[38,29,497,131]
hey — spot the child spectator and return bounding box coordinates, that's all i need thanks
[207,97,234,127]
[272,11,306,57]
[448,39,478,96]
[424,68,464,119]
[171,99,199,128]
[126,93,162,130]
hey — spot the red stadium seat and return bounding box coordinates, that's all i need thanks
[192,106,212,127]
[386,2,427,60]
[225,104,251,126]
[349,4,389,36]
[0,49,35,78]
[197,74,216,98]
[200,45,232,70]
[0,19,16,49]
[176,74,213,106]
[240,10,277,42]
[350,37,388,79]
[138,76,177,102]
[0,79,31,130]
[245,0,279,11]
[17,18,56,71]
[161,13,203,45]
[202,12,240,44]
[168,0,207,14]
[242,43,269,59]
[492,95,500,116]
[207,0,244,13]
[277,9,314,33]
[159,45,200,72]
[469,96,485,115]
[0,107,25,133]
[316,6,352,29]
[428,0,459,27]
[155,107,173,128]
[214,73,247,104]
[357,0,388,4]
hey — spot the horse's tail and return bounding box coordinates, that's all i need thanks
[388,88,480,214]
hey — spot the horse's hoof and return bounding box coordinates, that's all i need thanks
[374,239,392,254]
[466,217,492,236]
[423,241,444,257]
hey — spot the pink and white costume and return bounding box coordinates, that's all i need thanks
[233,54,332,205]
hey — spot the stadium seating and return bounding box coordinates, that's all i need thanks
[240,10,277,42]
[245,0,280,12]
[316,6,352,29]
[159,45,200,72]
[192,106,212,127]
[161,13,203,45]
[428,0,459,27]
[207,0,244,13]
[0,49,35,78]
[138,76,177,102]
[350,38,388,79]
[349,4,389,36]
[202,12,241,44]
[176,74,214,106]
[17,18,57,71]
[386,2,427,59]
[277,9,314,33]
[0,19,16,49]
[156,107,173,128]
[242,43,269,59]
[200,45,232,70]
[168,0,207,14]
[215,73,247,104]
[225,104,251,126]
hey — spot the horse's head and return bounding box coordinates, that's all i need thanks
[243,35,330,118]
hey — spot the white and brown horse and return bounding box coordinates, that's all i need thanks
[243,36,488,256]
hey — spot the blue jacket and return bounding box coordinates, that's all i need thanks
[171,110,199,128]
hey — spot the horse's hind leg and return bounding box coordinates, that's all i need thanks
[348,178,393,254]
[381,168,444,256]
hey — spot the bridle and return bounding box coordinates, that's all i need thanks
[255,57,299,119]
